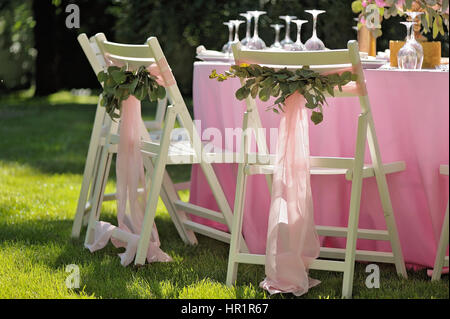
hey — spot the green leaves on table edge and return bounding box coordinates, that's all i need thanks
[209,64,357,125]
[97,65,166,120]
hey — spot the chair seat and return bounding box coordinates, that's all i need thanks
[244,161,406,179]
[148,127,190,142]
[141,139,237,165]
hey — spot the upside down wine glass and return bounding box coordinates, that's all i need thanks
[222,21,234,54]
[290,19,308,51]
[240,13,253,47]
[397,22,419,69]
[404,11,424,69]
[304,10,326,51]
[247,11,267,50]
[279,15,297,49]
[231,20,245,43]
[270,24,284,49]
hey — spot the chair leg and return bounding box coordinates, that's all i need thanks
[135,106,176,266]
[342,113,367,299]
[82,146,104,227]
[432,201,449,281]
[177,104,249,252]
[72,104,106,238]
[142,155,198,246]
[84,147,112,246]
[226,163,248,286]
[366,114,407,279]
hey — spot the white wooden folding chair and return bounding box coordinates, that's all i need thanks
[432,165,449,281]
[81,33,248,265]
[71,33,187,239]
[226,40,408,298]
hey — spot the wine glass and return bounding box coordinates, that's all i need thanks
[304,10,326,51]
[247,11,267,50]
[279,15,297,49]
[222,21,234,54]
[397,22,418,69]
[231,20,245,43]
[353,17,359,35]
[240,13,253,47]
[404,11,424,69]
[289,20,308,51]
[270,24,284,49]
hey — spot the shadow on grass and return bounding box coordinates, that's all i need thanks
[0,205,237,298]
[0,98,191,182]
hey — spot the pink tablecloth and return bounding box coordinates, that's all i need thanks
[189,61,449,269]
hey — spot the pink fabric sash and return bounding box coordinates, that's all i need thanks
[260,66,364,295]
[85,55,173,266]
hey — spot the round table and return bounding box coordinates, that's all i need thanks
[189,61,449,269]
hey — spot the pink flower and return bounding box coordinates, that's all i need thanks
[375,0,386,7]
[362,0,368,8]
[395,0,406,9]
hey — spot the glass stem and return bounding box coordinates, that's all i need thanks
[312,16,317,38]
[246,19,251,39]
[254,16,259,38]
[285,21,290,41]
[228,25,233,43]
[275,28,280,43]
[296,25,302,43]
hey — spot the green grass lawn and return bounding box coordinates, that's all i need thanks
[0,91,448,299]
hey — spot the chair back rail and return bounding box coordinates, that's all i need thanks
[232,41,367,99]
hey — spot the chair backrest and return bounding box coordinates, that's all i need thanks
[232,40,367,99]
[78,33,169,130]
[78,33,108,78]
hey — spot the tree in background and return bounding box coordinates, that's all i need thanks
[0,1,36,92]
[1,0,447,96]
[31,0,116,96]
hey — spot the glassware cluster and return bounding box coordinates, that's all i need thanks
[397,12,424,70]
[221,9,327,54]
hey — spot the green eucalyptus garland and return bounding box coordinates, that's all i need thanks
[209,64,357,125]
[97,65,166,120]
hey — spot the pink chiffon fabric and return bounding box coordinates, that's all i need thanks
[259,93,321,296]
[85,56,173,266]
[260,67,363,296]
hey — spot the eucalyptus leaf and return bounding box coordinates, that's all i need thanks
[236,86,250,100]
[99,65,166,119]
[157,85,166,99]
[210,64,357,125]
[311,111,324,125]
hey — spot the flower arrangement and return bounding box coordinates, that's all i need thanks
[352,0,449,38]
[209,64,357,125]
[97,65,166,120]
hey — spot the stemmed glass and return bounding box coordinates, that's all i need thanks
[397,22,418,69]
[270,24,284,49]
[404,11,424,69]
[304,10,326,51]
[279,15,297,49]
[240,13,253,47]
[289,20,308,51]
[222,21,234,54]
[247,11,267,50]
[353,17,359,35]
[231,20,245,43]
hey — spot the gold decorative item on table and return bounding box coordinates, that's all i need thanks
[390,40,442,68]
[390,2,446,69]
[358,25,377,57]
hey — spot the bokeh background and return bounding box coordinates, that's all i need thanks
[0,0,448,97]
